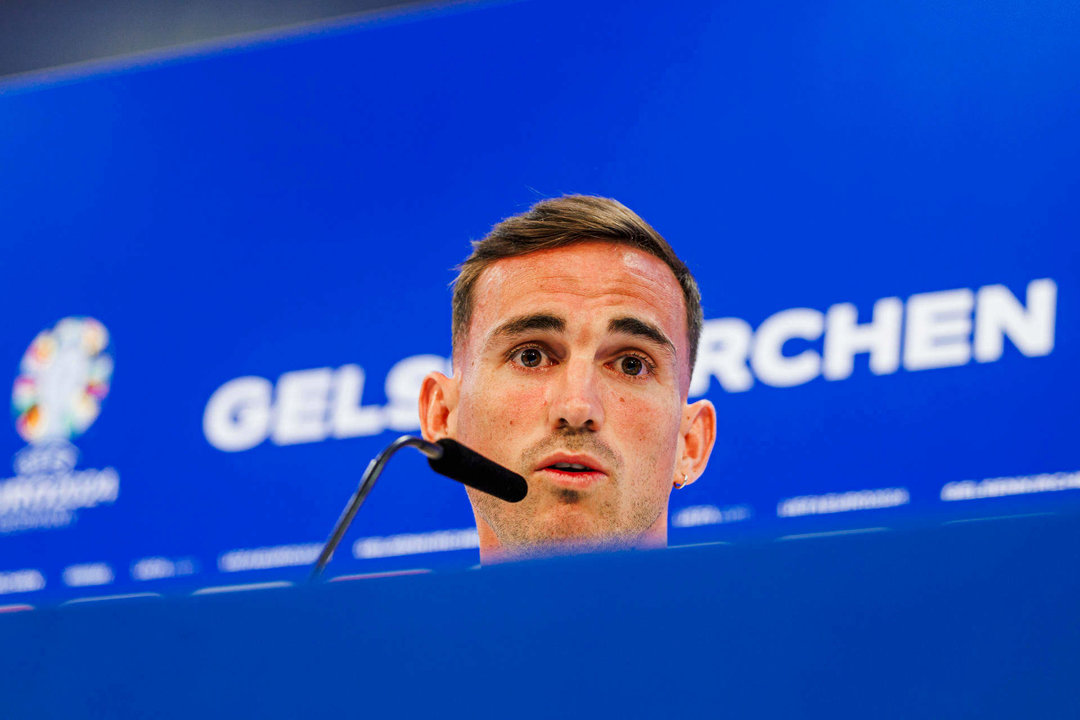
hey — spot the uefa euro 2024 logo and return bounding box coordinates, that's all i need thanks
[13,317,113,444]
[2,317,120,534]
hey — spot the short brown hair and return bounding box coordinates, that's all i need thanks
[452,195,703,372]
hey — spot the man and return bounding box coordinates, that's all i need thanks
[419,195,716,562]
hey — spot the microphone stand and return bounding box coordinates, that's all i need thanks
[310,435,443,581]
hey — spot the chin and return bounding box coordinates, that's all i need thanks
[524,511,647,551]
[476,495,666,561]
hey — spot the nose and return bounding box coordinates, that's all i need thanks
[548,357,604,431]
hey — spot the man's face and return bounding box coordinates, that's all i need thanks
[420,241,715,559]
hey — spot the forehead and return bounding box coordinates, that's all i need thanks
[466,241,688,349]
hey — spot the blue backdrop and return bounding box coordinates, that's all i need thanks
[1,0,1077,604]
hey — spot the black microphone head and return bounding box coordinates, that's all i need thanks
[428,439,528,503]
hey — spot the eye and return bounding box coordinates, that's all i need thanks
[520,348,543,368]
[509,345,552,369]
[615,354,652,377]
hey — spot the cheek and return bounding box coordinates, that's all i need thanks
[505,383,548,417]
[457,374,547,445]
[610,392,682,461]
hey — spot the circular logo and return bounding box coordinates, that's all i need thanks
[12,317,114,445]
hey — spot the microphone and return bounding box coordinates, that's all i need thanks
[310,435,527,579]
[427,438,528,502]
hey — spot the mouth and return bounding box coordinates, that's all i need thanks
[535,454,608,489]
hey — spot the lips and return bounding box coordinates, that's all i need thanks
[535,453,608,489]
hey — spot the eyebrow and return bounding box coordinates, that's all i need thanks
[608,316,676,358]
[488,313,566,343]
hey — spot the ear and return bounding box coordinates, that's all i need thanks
[675,398,717,488]
[418,370,459,442]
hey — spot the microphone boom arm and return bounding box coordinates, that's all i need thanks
[310,435,443,581]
